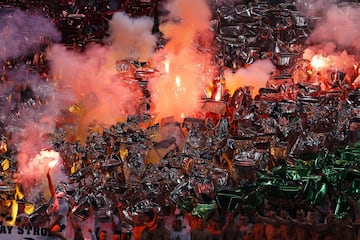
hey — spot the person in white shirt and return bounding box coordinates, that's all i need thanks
[170,219,191,240]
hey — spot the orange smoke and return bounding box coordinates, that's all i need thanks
[149,51,213,122]
[306,4,360,50]
[48,12,158,139]
[224,59,275,98]
[148,0,216,122]
[302,45,358,90]
[49,44,142,136]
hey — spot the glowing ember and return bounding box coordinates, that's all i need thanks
[310,55,328,70]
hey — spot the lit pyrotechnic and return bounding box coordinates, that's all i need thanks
[302,45,359,90]
[48,159,58,168]
[148,0,216,122]
[33,149,62,172]
[15,149,64,200]
[164,59,170,74]
[310,55,328,70]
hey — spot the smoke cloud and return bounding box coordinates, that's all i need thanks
[307,5,360,50]
[159,0,213,53]
[296,0,360,50]
[1,9,157,200]
[148,0,216,122]
[0,8,62,200]
[0,8,60,60]
[49,43,142,131]
[0,62,67,202]
[49,12,158,131]
[224,59,275,97]
[295,0,335,18]
[302,42,357,72]
[108,12,157,62]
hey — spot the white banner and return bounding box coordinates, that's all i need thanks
[0,225,49,240]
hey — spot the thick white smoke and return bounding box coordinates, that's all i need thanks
[108,12,158,62]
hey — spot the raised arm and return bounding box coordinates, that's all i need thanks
[255,211,278,225]
[47,168,56,199]
[146,207,158,229]
[117,203,135,226]
[221,212,234,231]
[47,168,59,212]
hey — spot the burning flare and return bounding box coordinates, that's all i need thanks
[48,159,58,168]
[310,55,328,70]
[148,0,215,123]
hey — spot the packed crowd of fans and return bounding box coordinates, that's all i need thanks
[1,1,360,240]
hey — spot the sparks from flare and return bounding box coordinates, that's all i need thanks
[151,57,193,121]
[48,160,58,168]
[175,76,186,94]
[174,72,185,118]
[310,55,328,70]
[33,149,61,171]
[175,76,181,88]
[15,148,63,199]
